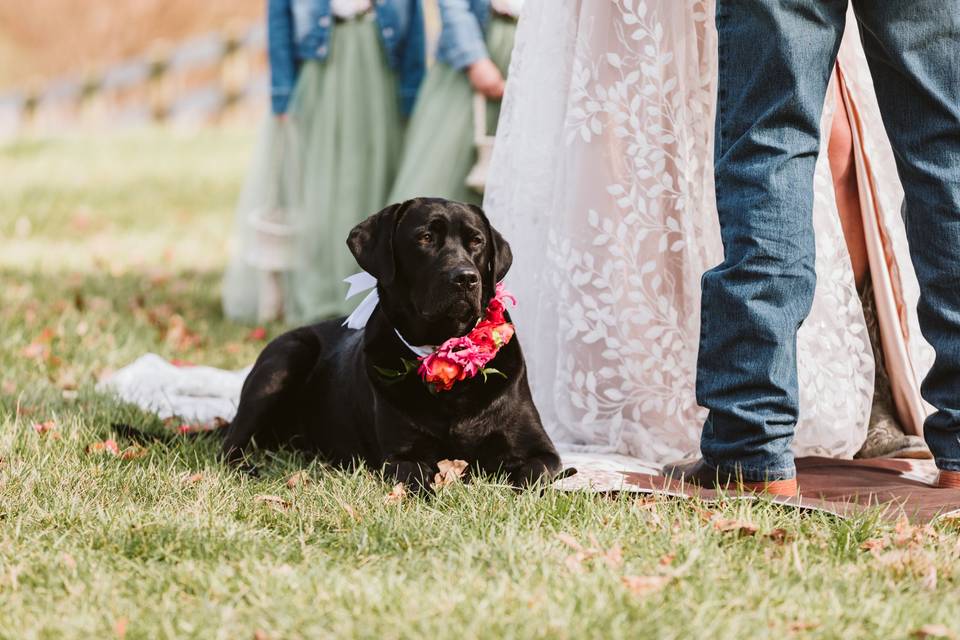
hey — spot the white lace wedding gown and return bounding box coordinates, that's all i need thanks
[484,0,935,464]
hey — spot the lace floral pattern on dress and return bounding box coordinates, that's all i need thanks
[486,0,931,464]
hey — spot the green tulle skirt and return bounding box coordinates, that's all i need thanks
[388,16,517,206]
[223,16,404,324]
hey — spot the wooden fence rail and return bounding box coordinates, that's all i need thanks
[0,23,268,138]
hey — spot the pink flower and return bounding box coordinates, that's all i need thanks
[418,284,518,392]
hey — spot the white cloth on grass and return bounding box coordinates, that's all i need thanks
[98,353,251,424]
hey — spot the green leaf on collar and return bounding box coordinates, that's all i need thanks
[480,367,507,383]
[374,358,419,383]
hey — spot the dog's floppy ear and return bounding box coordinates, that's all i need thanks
[468,204,513,290]
[347,201,410,285]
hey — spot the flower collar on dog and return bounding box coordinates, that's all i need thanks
[342,272,517,391]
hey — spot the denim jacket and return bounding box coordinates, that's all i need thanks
[268,0,426,115]
[436,0,491,71]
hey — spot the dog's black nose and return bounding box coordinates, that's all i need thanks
[452,269,480,291]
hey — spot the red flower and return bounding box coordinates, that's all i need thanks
[420,353,464,391]
[416,284,518,392]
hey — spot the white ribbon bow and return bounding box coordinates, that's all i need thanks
[341,272,435,357]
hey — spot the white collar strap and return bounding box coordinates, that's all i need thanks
[393,329,435,358]
[342,271,436,357]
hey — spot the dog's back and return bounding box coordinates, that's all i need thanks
[223,318,381,467]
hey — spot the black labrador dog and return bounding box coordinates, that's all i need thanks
[222,197,562,488]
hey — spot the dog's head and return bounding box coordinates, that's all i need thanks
[347,197,513,345]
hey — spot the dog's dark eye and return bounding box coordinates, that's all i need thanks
[469,236,484,248]
[419,233,434,246]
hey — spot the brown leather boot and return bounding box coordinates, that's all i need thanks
[937,470,960,489]
[661,459,798,497]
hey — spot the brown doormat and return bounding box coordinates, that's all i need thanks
[611,457,960,524]
[554,454,958,524]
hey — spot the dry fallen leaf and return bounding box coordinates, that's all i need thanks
[181,472,204,485]
[658,553,676,567]
[164,314,203,352]
[621,575,671,596]
[861,538,887,555]
[556,533,583,551]
[384,483,407,505]
[712,517,759,537]
[254,495,291,512]
[119,445,148,460]
[336,499,361,522]
[788,621,820,633]
[253,630,272,640]
[434,459,469,488]
[32,421,58,436]
[556,533,623,571]
[114,617,128,639]
[86,439,120,456]
[912,624,957,639]
[286,471,311,489]
[767,528,793,545]
[86,439,147,460]
[602,543,624,569]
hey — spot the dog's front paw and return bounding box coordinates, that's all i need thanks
[384,460,437,493]
[508,455,563,488]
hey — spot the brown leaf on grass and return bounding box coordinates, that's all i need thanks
[693,506,717,523]
[434,459,468,489]
[658,553,676,567]
[861,538,887,555]
[286,471,311,489]
[556,533,623,571]
[634,499,664,526]
[602,543,624,569]
[253,630,272,640]
[621,575,671,596]
[114,617,128,639]
[254,495,291,512]
[336,499,361,522]
[767,528,793,545]
[22,327,55,360]
[788,621,820,633]
[54,368,78,391]
[32,420,59,436]
[120,445,148,460]
[181,472,204,485]
[556,533,583,551]
[86,439,120,456]
[383,483,407,505]
[912,624,957,639]
[168,419,227,435]
[21,341,49,361]
[86,439,147,460]
[711,517,759,537]
[164,314,203,352]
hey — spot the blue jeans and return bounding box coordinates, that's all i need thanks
[698,0,960,481]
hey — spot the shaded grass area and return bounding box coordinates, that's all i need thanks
[2,130,960,639]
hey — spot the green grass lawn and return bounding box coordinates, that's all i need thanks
[2,129,960,640]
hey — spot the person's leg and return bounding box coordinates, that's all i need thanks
[851,0,960,483]
[696,0,848,482]
[828,79,869,290]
